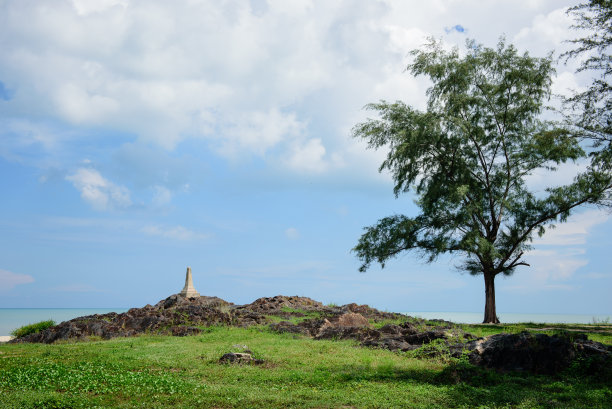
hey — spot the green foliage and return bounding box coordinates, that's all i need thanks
[563,1,612,176]
[1,327,610,408]
[10,320,56,338]
[352,38,612,322]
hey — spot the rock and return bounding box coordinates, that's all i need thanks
[334,312,371,328]
[238,295,325,315]
[379,324,403,335]
[361,337,418,352]
[315,312,371,338]
[10,294,244,344]
[335,303,401,321]
[155,294,233,310]
[315,326,377,341]
[231,310,268,327]
[403,330,447,345]
[171,326,202,337]
[464,331,611,374]
[219,352,263,365]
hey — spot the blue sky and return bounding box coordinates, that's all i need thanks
[1,0,610,316]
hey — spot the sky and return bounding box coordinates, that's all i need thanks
[0,0,610,316]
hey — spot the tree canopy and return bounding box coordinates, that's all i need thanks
[564,0,612,176]
[352,39,612,323]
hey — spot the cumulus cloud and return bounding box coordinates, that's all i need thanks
[55,83,119,124]
[142,225,209,241]
[500,209,609,293]
[215,109,305,158]
[0,0,588,184]
[535,210,610,246]
[0,269,34,291]
[514,7,572,53]
[66,168,131,211]
[285,138,329,173]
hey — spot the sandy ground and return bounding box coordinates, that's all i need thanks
[0,336,14,343]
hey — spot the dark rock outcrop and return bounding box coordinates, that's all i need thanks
[461,331,612,374]
[269,312,469,353]
[11,294,264,344]
[235,295,324,318]
[237,295,403,321]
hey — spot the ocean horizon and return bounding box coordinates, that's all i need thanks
[1,308,610,336]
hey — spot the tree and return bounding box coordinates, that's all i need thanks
[352,39,612,323]
[563,1,612,173]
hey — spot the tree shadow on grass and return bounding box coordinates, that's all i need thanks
[329,361,611,408]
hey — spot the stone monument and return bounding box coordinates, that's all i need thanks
[180,266,200,298]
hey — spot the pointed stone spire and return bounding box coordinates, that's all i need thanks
[180,266,200,298]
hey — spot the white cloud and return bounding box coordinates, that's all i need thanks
[0,269,34,291]
[142,225,209,241]
[0,0,590,182]
[216,109,305,157]
[55,83,119,124]
[152,185,172,206]
[514,7,572,52]
[535,210,610,246]
[66,168,132,211]
[285,227,300,240]
[499,209,609,293]
[71,0,127,16]
[285,138,329,173]
[525,160,589,193]
[552,71,585,98]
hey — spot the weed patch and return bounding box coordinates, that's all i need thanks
[10,320,56,338]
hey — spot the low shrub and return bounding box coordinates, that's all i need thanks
[10,320,56,338]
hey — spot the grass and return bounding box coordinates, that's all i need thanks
[10,320,56,338]
[1,324,611,408]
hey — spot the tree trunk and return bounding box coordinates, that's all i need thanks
[483,272,500,324]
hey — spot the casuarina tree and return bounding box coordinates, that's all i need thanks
[352,39,612,323]
[563,0,612,174]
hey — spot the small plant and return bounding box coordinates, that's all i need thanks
[10,320,56,338]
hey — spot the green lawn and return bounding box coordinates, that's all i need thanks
[1,325,610,408]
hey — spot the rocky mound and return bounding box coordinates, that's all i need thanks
[237,295,403,321]
[238,295,324,314]
[270,315,470,352]
[9,294,611,376]
[11,294,267,344]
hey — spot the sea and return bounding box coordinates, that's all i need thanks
[404,311,611,325]
[0,308,129,337]
[1,308,610,336]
